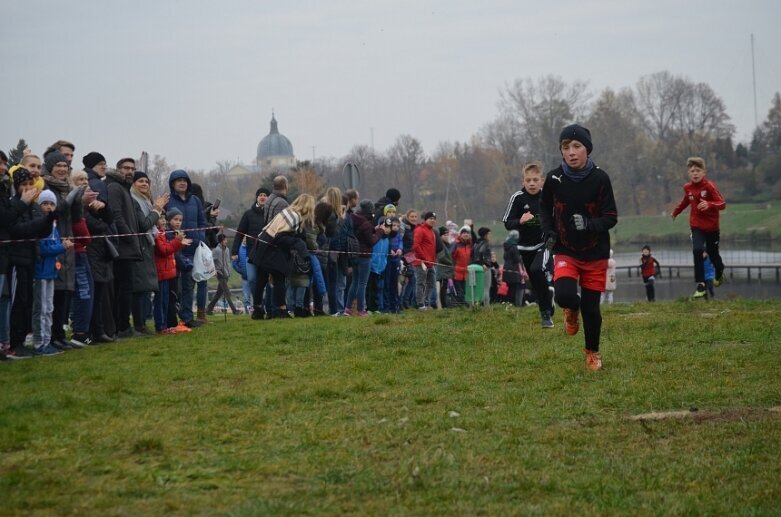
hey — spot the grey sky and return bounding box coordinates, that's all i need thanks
[2,0,779,172]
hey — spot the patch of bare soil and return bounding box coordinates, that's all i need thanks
[629,406,781,422]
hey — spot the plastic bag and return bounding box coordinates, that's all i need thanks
[192,241,216,281]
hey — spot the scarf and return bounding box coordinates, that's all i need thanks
[560,158,596,183]
[262,207,301,239]
[130,187,158,245]
[42,174,72,196]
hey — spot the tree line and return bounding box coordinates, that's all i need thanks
[8,71,781,226]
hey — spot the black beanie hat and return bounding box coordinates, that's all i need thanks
[256,187,271,198]
[13,167,33,188]
[385,188,401,204]
[82,151,106,169]
[478,226,491,239]
[44,151,68,173]
[559,124,593,154]
[132,170,149,183]
[422,211,436,221]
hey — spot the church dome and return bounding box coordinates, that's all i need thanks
[257,114,294,160]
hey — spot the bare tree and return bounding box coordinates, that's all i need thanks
[587,88,650,214]
[148,154,173,198]
[388,135,425,207]
[498,75,591,168]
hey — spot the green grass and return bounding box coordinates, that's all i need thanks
[485,202,781,245]
[2,299,780,514]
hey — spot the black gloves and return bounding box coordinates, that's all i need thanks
[571,213,589,231]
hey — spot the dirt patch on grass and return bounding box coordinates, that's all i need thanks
[629,406,781,422]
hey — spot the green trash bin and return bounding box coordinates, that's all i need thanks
[465,264,485,305]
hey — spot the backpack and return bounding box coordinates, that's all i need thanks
[333,214,360,257]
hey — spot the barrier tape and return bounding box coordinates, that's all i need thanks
[1,222,471,272]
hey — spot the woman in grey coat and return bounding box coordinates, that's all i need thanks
[129,171,168,334]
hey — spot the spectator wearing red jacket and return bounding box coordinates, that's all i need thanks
[671,157,726,298]
[153,213,190,333]
[413,211,438,310]
[450,226,473,303]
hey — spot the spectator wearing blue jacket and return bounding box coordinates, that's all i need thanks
[384,217,403,313]
[32,190,69,355]
[367,226,390,313]
[165,169,207,328]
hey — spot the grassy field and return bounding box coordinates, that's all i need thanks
[485,201,781,245]
[1,299,780,514]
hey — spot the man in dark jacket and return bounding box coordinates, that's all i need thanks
[232,187,269,300]
[107,157,144,337]
[81,151,116,342]
[165,169,208,328]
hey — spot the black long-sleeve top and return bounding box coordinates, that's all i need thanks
[539,165,617,262]
[502,189,544,250]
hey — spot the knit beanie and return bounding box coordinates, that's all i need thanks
[255,187,271,197]
[459,225,471,234]
[44,151,68,173]
[132,171,149,183]
[385,188,401,204]
[383,204,396,215]
[559,124,593,154]
[13,167,33,188]
[37,189,58,205]
[82,151,106,169]
[422,211,436,221]
[166,207,183,220]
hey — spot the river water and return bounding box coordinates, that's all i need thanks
[491,243,781,302]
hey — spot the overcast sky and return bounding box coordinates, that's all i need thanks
[1,0,779,172]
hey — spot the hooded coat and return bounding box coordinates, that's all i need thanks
[164,170,206,258]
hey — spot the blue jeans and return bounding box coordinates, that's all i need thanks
[346,257,371,312]
[0,273,10,343]
[180,271,204,322]
[329,260,347,314]
[286,285,306,310]
[246,262,257,303]
[71,253,94,334]
[154,279,171,331]
[241,279,252,308]
[384,261,400,313]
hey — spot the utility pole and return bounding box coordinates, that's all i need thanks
[751,33,758,128]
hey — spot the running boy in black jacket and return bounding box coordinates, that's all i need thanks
[540,124,618,371]
[503,161,554,328]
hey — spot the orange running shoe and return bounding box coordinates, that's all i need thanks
[584,349,602,371]
[174,322,192,333]
[563,308,580,336]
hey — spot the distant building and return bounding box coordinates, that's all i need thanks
[256,113,295,173]
[226,164,253,178]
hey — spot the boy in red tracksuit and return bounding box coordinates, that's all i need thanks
[153,213,191,334]
[640,245,661,302]
[671,157,726,298]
